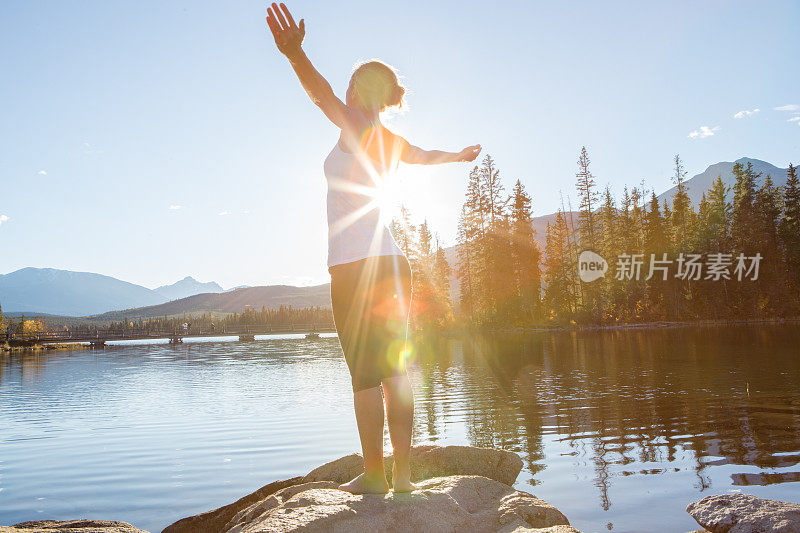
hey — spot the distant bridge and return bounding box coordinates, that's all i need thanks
[6,323,337,347]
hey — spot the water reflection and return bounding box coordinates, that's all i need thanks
[1,325,798,532]
[411,325,800,525]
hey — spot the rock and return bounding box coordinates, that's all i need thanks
[686,493,800,533]
[162,477,303,533]
[304,444,524,487]
[222,475,577,533]
[162,446,568,533]
[0,519,147,532]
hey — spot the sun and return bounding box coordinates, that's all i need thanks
[375,174,404,225]
[375,164,436,226]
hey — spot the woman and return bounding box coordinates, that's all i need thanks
[266,2,480,494]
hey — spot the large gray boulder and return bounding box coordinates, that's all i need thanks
[0,520,147,532]
[687,493,800,533]
[304,444,524,487]
[222,475,577,533]
[163,445,572,533]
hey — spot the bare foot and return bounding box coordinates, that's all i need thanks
[338,472,389,494]
[391,461,418,493]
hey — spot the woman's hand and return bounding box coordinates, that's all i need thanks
[457,144,482,162]
[400,143,483,165]
[266,3,305,58]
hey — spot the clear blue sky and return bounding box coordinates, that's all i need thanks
[2,0,798,289]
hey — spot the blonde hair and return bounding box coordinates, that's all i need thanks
[349,60,405,112]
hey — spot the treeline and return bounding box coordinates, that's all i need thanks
[74,305,333,334]
[3,305,333,336]
[391,151,800,327]
[547,153,799,324]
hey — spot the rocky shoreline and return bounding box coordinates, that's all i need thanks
[2,445,799,532]
[1,342,84,353]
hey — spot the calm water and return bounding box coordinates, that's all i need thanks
[1,326,799,532]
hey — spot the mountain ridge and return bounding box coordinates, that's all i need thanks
[657,157,790,206]
[88,284,332,321]
[154,276,224,301]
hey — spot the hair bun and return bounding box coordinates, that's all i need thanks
[391,85,405,107]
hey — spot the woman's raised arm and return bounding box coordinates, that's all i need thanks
[401,143,482,165]
[266,3,353,129]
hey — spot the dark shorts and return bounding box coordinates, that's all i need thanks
[329,254,412,392]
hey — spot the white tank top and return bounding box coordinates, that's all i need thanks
[324,135,405,268]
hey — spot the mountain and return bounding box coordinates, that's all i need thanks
[155,276,223,301]
[90,284,332,321]
[0,267,167,316]
[0,268,226,317]
[658,157,790,207]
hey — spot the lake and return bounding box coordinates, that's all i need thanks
[1,325,799,532]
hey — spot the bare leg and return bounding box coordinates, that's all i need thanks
[338,385,389,494]
[382,374,417,492]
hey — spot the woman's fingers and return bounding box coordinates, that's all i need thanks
[267,7,278,29]
[280,3,297,29]
[266,13,280,37]
[272,2,289,30]
[299,18,305,38]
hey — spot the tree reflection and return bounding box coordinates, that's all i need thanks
[411,324,800,511]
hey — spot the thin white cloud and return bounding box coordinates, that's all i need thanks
[38,170,47,175]
[169,205,182,210]
[688,126,720,139]
[774,104,799,111]
[790,117,800,124]
[0,214,9,225]
[734,108,759,119]
[218,211,230,216]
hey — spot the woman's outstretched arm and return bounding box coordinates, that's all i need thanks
[266,3,353,129]
[402,143,482,165]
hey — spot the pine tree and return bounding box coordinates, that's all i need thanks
[456,167,483,319]
[509,180,542,323]
[432,237,454,327]
[575,146,599,250]
[475,155,510,323]
[671,154,691,252]
[706,176,730,251]
[597,187,619,321]
[731,161,758,254]
[730,162,760,315]
[433,236,452,299]
[644,191,668,318]
[391,205,417,258]
[543,210,576,322]
[418,220,433,260]
[780,164,800,289]
[753,173,785,314]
